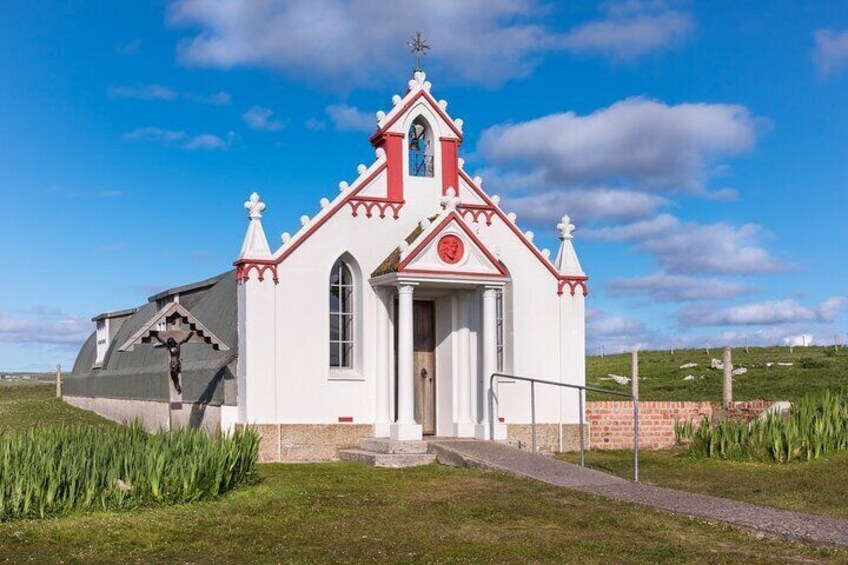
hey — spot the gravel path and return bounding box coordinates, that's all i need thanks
[430,440,848,547]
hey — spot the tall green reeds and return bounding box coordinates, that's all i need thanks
[680,389,848,463]
[0,425,259,520]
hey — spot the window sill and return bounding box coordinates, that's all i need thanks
[328,369,365,382]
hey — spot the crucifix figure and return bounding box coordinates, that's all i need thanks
[152,331,194,394]
[407,32,430,72]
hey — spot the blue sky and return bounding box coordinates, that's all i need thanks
[1,1,847,370]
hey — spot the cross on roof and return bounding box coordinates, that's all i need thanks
[407,32,430,72]
[244,192,266,219]
[557,215,576,240]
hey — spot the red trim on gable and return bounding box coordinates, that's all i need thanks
[235,263,279,284]
[348,197,404,219]
[398,211,509,277]
[233,162,390,272]
[457,169,590,296]
[378,132,405,202]
[456,204,495,226]
[440,137,459,196]
[370,89,463,144]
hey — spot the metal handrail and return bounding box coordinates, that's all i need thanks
[490,372,640,482]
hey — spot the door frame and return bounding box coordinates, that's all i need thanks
[393,298,437,435]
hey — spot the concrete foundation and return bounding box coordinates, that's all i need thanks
[63,395,222,434]
[238,423,374,462]
[506,423,586,454]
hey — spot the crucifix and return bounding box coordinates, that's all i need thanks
[407,32,430,72]
[119,301,229,396]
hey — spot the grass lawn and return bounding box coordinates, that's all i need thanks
[0,383,113,433]
[1,462,846,564]
[586,346,848,402]
[1,385,847,562]
[559,449,848,520]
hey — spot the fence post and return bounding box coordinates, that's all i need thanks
[631,348,639,401]
[723,347,733,409]
[578,388,585,467]
[55,363,62,399]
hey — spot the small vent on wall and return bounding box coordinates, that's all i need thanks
[338,416,354,423]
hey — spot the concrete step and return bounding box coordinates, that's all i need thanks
[358,438,431,454]
[339,448,436,468]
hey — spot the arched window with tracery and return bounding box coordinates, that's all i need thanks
[329,259,354,368]
[408,116,434,177]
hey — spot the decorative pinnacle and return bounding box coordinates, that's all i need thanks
[557,214,576,240]
[244,192,265,219]
[407,32,430,73]
[440,187,460,211]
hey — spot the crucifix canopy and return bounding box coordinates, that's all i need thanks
[118,301,230,352]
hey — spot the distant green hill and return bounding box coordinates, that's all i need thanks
[586,346,847,402]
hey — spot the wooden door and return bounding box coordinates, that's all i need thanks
[413,301,436,435]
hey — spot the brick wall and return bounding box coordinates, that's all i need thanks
[585,400,775,450]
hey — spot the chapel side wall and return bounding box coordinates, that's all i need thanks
[272,171,446,426]
[474,216,583,426]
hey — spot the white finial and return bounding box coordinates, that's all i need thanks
[281,232,291,244]
[399,240,409,253]
[438,99,448,110]
[491,195,501,206]
[507,212,517,223]
[414,70,426,84]
[458,158,465,167]
[542,248,551,258]
[338,181,349,192]
[376,110,386,122]
[423,81,431,92]
[524,230,534,242]
[419,218,431,230]
[557,214,576,240]
[244,192,266,219]
[375,147,386,159]
[392,94,402,106]
[440,186,460,211]
[455,118,464,130]
[408,79,417,90]
[300,215,310,227]
[473,175,483,187]
[320,198,330,209]
[357,164,367,175]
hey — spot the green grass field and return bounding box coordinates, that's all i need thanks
[586,346,848,402]
[560,449,848,520]
[1,384,846,562]
[0,383,113,433]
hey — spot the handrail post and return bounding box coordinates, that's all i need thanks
[530,380,536,454]
[578,388,585,467]
[633,396,639,483]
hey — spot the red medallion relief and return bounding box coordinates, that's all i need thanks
[437,234,464,265]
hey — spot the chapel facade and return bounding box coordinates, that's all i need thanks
[66,69,588,461]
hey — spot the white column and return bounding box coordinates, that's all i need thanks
[374,288,391,437]
[477,286,506,440]
[390,284,422,440]
[454,291,475,437]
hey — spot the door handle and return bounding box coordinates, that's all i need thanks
[420,368,428,379]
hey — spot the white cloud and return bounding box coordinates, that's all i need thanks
[167,0,565,87]
[608,273,751,302]
[502,188,671,226]
[814,28,848,78]
[586,307,651,352]
[586,214,788,275]
[242,106,283,131]
[564,1,694,61]
[108,84,177,101]
[679,296,847,327]
[108,84,231,105]
[0,308,91,346]
[478,97,758,193]
[305,118,327,131]
[326,103,374,133]
[123,127,233,150]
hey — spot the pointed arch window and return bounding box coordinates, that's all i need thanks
[329,260,354,368]
[408,116,434,177]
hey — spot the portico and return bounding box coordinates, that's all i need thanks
[369,275,509,442]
